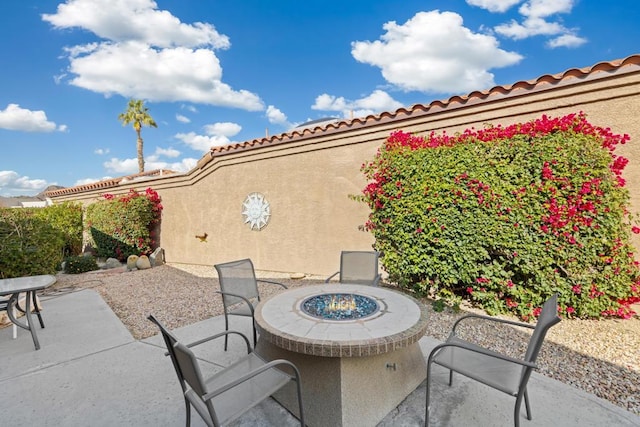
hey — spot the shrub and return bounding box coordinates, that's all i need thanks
[63,255,99,274]
[84,188,162,261]
[358,112,640,319]
[33,202,84,256]
[0,208,65,278]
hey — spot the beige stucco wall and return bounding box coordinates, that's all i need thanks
[50,65,640,276]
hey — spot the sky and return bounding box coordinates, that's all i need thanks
[1,0,638,196]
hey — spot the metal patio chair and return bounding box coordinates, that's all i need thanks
[148,315,305,427]
[425,294,561,427]
[214,258,287,349]
[325,250,382,286]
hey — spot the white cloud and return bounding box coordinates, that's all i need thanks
[0,170,50,196]
[175,121,242,152]
[0,104,66,132]
[202,122,242,137]
[104,157,139,174]
[45,0,264,110]
[495,17,564,39]
[174,132,231,152]
[312,90,403,118]
[147,157,197,172]
[466,0,522,13]
[74,176,113,186]
[547,33,587,48]
[181,104,198,113]
[61,41,264,109]
[103,154,196,174]
[265,105,292,127]
[494,0,584,48]
[176,114,190,123]
[94,148,110,155]
[42,0,229,49]
[519,0,574,17]
[351,11,522,94]
[151,147,181,158]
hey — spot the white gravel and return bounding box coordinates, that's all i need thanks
[48,263,640,415]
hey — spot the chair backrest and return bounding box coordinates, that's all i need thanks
[172,340,209,397]
[147,315,186,392]
[215,259,260,306]
[339,251,380,285]
[148,315,220,426]
[524,294,561,363]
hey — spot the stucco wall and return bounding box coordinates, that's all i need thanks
[50,64,640,276]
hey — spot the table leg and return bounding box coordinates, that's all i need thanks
[7,292,42,350]
[24,291,40,350]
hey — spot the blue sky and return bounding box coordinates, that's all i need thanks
[1,0,638,196]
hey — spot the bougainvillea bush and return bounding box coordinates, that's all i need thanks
[359,112,640,319]
[85,188,162,261]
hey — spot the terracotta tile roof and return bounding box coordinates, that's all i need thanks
[207,54,640,158]
[47,54,640,199]
[44,169,178,197]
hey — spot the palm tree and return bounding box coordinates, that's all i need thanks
[118,99,157,173]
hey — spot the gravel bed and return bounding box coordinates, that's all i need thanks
[47,263,639,415]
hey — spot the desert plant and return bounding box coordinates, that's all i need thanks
[358,112,640,319]
[0,208,65,278]
[64,255,99,274]
[84,188,162,261]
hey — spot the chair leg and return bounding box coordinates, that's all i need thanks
[524,388,532,420]
[252,318,257,347]
[448,369,453,386]
[185,397,191,427]
[223,314,229,351]
[514,391,525,427]
[425,361,433,426]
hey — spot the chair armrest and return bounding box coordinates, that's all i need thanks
[257,279,288,289]
[215,291,256,315]
[325,272,339,283]
[202,359,302,401]
[164,330,253,357]
[451,313,535,336]
[428,341,538,370]
[187,330,252,354]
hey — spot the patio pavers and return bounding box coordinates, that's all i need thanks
[0,289,638,426]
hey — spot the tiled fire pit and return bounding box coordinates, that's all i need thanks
[254,284,428,427]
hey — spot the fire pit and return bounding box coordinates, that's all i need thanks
[254,284,428,427]
[301,293,379,320]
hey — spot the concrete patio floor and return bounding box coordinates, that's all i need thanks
[1,289,638,427]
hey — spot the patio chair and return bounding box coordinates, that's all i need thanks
[425,294,561,427]
[325,250,382,286]
[147,315,305,427]
[214,258,287,350]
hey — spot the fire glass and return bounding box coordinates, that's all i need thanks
[301,293,379,320]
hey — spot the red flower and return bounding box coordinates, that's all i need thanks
[632,226,640,234]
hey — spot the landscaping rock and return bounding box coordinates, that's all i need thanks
[136,255,151,270]
[103,258,122,269]
[127,255,139,270]
[149,247,164,267]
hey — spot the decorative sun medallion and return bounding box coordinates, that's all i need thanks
[242,192,271,230]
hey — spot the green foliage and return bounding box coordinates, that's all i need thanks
[64,255,99,274]
[33,202,84,256]
[359,113,640,320]
[0,208,65,278]
[84,188,162,261]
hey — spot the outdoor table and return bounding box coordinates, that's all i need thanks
[254,283,429,427]
[0,274,56,350]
